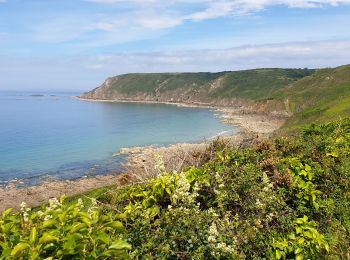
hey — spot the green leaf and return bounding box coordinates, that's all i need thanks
[104,221,124,231]
[39,233,59,244]
[296,254,304,260]
[69,223,87,234]
[276,250,281,259]
[115,213,127,219]
[81,217,92,227]
[11,243,29,257]
[153,182,164,197]
[304,231,313,239]
[96,232,111,244]
[63,235,78,252]
[149,205,160,218]
[304,164,311,171]
[30,227,37,244]
[109,240,131,250]
[165,187,172,195]
[324,243,330,252]
[142,197,156,208]
[42,219,57,228]
[295,247,303,254]
[296,227,302,234]
[2,208,13,218]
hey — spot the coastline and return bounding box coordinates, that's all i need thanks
[75,96,287,134]
[0,97,286,212]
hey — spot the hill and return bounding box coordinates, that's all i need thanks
[80,68,314,106]
[270,65,350,129]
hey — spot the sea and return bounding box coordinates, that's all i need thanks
[0,91,237,186]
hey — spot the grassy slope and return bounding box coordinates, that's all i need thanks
[209,68,313,100]
[110,72,226,95]
[271,65,350,129]
[106,69,313,100]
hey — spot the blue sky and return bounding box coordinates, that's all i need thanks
[0,0,350,91]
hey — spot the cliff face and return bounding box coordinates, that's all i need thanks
[80,69,314,114]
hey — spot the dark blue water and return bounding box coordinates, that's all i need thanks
[0,91,236,186]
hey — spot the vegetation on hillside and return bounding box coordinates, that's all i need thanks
[107,72,226,95]
[271,65,350,129]
[83,68,313,101]
[208,68,313,100]
[2,117,349,259]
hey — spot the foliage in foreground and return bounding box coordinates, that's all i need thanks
[1,117,350,259]
[0,198,130,259]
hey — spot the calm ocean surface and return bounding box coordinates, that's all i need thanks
[0,91,236,186]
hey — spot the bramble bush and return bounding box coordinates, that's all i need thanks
[1,117,349,259]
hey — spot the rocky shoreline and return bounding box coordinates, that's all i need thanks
[0,99,286,212]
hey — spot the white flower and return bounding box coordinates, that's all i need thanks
[48,197,62,210]
[20,202,27,210]
[37,211,44,218]
[155,154,166,174]
[44,214,53,221]
[170,172,198,206]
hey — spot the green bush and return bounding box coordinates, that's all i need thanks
[107,117,348,259]
[0,197,130,259]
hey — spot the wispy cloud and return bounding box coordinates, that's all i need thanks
[1,40,349,90]
[86,0,350,22]
[25,0,350,49]
[84,40,350,73]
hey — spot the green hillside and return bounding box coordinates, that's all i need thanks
[82,68,314,102]
[108,72,226,95]
[271,65,350,129]
[208,68,313,100]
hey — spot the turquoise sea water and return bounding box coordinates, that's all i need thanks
[0,91,236,186]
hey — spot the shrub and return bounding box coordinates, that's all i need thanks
[0,197,130,259]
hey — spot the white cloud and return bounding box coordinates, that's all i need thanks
[137,15,183,30]
[185,0,350,21]
[80,0,350,39]
[24,0,350,47]
[186,1,235,21]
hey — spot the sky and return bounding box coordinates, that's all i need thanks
[0,0,350,91]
